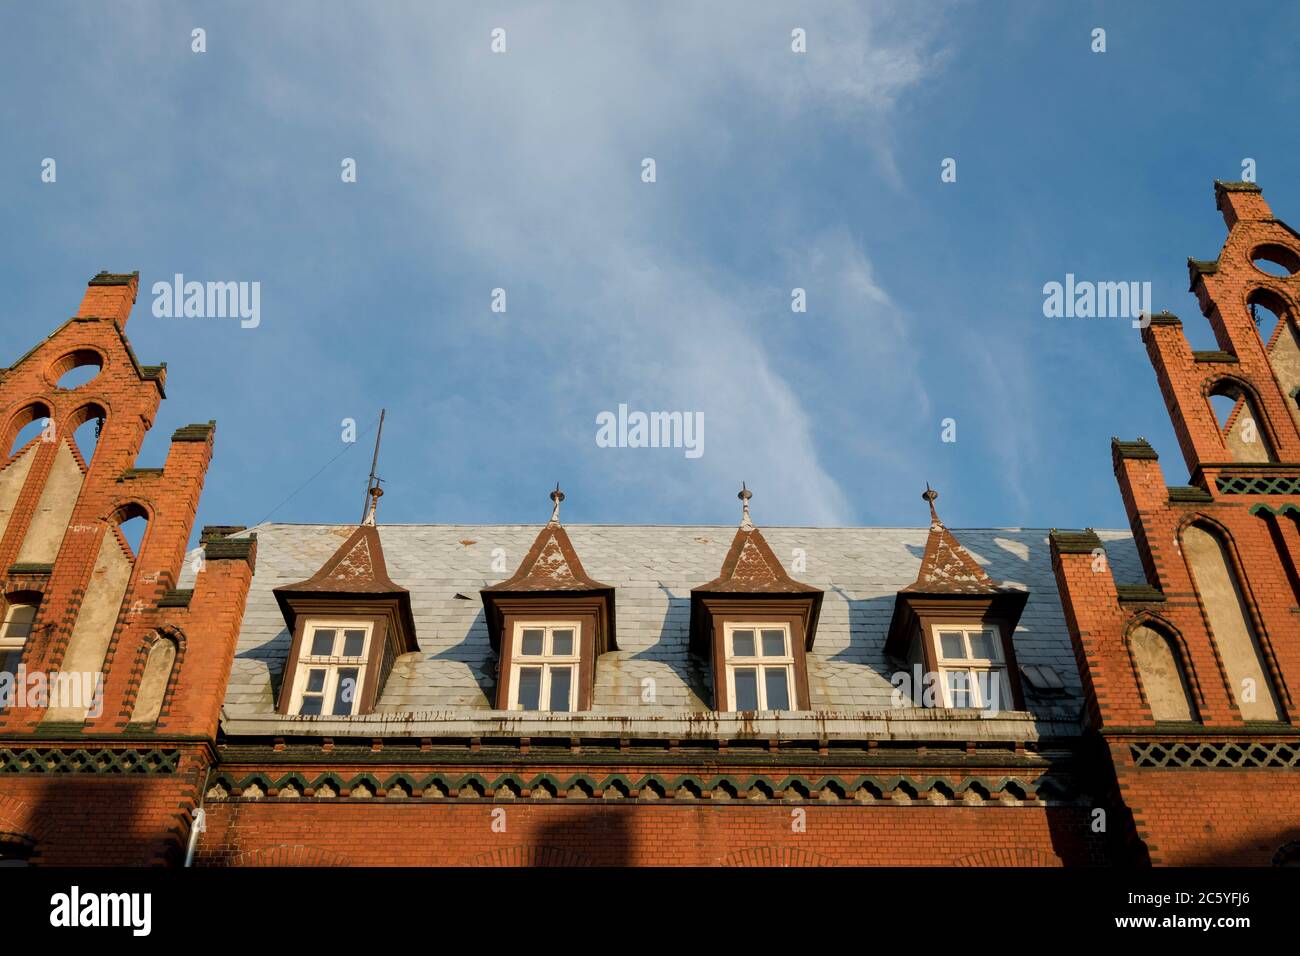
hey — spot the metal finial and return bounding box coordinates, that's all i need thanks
[359,408,387,523]
[549,482,565,524]
[738,482,753,529]
[922,483,940,525]
[363,484,384,526]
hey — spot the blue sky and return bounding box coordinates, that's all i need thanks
[4,1,1300,542]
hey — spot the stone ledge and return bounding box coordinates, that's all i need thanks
[221,709,1080,744]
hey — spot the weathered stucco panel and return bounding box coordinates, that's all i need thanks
[1182,524,1280,721]
[129,638,177,725]
[1267,318,1300,433]
[45,530,132,721]
[1130,624,1195,721]
[1225,401,1272,462]
[0,444,37,545]
[15,440,83,564]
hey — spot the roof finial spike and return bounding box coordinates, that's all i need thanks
[360,409,387,524]
[922,482,941,527]
[363,484,383,526]
[738,481,754,530]
[549,482,565,524]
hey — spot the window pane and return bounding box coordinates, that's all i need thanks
[969,630,998,660]
[731,630,756,657]
[520,630,544,656]
[945,670,972,708]
[551,629,574,655]
[548,666,572,712]
[0,650,19,680]
[760,629,786,657]
[305,668,326,693]
[764,668,790,710]
[298,695,323,716]
[978,669,1006,711]
[733,668,759,711]
[332,667,359,715]
[3,605,35,640]
[517,667,542,710]
[310,630,335,656]
[938,632,965,659]
[342,630,366,657]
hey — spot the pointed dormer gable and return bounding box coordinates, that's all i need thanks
[278,523,404,595]
[886,486,1028,710]
[695,523,822,595]
[487,521,609,594]
[903,496,1000,596]
[688,486,822,711]
[479,487,616,711]
[272,514,417,716]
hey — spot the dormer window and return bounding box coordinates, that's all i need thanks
[725,623,793,711]
[272,511,417,718]
[934,624,1009,711]
[287,621,373,716]
[689,487,822,714]
[508,621,580,712]
[481,488,616,713]
[885,487,1028,713]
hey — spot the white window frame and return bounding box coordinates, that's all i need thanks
[0,602,36,674]
[932,624,1008,711]
[287,620,373,717]
[723,622,795,712]
[508,621,580,713]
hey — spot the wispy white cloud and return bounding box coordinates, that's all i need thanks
[332,4,949,524]
[20,1,952,527]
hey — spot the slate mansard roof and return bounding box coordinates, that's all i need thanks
[209,523,1143,740]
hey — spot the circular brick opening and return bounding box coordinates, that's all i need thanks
[1250,243,1300,278]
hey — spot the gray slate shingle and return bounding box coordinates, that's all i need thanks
[210,523,1142,728]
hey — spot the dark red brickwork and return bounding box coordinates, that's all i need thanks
[1052,181,1300,867]
[0,273,253,864]
[0,747,210,865]
[1106,742,1300,866]
[196,801,1099,867]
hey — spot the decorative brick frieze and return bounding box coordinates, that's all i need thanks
[202,768,1071,806]
[1129,739,1300,770]
[0,746,181,774]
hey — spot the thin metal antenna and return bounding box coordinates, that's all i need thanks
[361,409,386,523]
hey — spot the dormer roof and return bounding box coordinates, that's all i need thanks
[480,487,617,652]
[272,522,417,652]
[689,485,823,655]
[902,487,1001,595]
[885,486,1027,660]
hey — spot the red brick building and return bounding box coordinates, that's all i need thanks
[1051,180,1300,867]
[0,181,1296,867]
